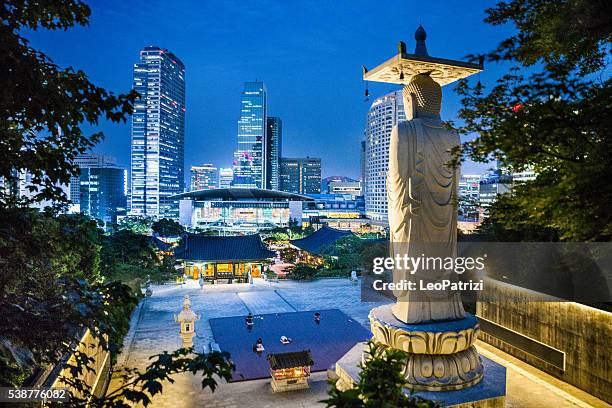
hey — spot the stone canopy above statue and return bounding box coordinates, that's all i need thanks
[363,25,483,86]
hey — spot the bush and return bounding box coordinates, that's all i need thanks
[323,341,438,407]
[288,264,318,281]
[315,269,351,279]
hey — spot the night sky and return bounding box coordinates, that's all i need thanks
[25,0,515,180]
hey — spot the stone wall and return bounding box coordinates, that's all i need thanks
[477,279,611,403]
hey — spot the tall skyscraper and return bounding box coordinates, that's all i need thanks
[364,90,406,222]
[360,140,366,186]
[190,164,218,191]
[266,116,282,190]
[218,167,234,189]
[233,82,267,188]
[70,154,116,204]
[279,157,321,194]
[80,166,127,229]
[130,46,185,220]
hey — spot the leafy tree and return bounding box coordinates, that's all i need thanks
[453,0,612,241]
[288,264,318,280]
[100,229,175,293]
[321,235,363,271]
[152,218,185,237]
[323,341,438,408]
[0,0,233,401]
[115,216,153,235]
[0,0,136,208]
[60,348,234,407]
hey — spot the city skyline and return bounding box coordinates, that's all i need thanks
[25,1,514,181]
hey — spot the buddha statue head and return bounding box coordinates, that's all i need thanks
[402,73,441,120]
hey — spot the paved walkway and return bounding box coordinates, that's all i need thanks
[110,279,610,407]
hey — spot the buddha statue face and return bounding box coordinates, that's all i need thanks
[402,74,442,120]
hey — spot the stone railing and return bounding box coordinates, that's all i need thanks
[45,329,111,400]
[477,278,611,403]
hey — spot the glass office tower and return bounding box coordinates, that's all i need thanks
[130,46,185,220]
[80,167,128,229]
[364,90,405,223]
[279,157,321,194]
[190,164,218,191]
[266,116,282,190]
[233,82,267,188]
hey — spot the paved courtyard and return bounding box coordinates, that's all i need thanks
[111,278,611,408]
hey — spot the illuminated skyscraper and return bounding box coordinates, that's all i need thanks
[233,82,267,188]
[130,46,185,220]
[279,157,321,194]
[266,116,282,190]
[190,164,218,191]
[218,167,234,189]
[364,90,405,222]
[80,166,128,229]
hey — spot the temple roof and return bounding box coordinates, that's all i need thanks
[290,226,353,254]
[267,350,313,370]
[174,233,275,262]
[150,236,173,251]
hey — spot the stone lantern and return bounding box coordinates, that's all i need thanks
[174,295,200,348]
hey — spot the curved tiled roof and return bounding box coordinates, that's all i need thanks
[174,233,275,262]
[290,226,353,254]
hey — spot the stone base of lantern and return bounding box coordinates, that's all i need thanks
[270,376,309,392]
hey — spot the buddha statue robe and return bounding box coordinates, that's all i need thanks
[387,74,465,324]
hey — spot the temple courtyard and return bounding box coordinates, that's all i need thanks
[111,279,610,407]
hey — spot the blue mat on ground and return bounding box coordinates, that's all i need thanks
[209,309,371,381]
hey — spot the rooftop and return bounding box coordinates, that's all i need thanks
[174,233,275,262]
[290,226,353,254]
[173,188,314,201]
[267,350,314,370]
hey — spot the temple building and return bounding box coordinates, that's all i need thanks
[174,233,275,283]
[290,225,354,265]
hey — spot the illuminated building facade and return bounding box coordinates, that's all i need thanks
[218,167,234,188]
[279,157,321,194]
[177,188,312,234]
[79,166,128,229]
[301,193,368,231]
[266,116,282,190]
[364,90,405,222]
[233,82,267,188]
[130,46,185,220]
[190,164,218,191]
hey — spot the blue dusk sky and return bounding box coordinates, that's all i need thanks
[26,0,515,180]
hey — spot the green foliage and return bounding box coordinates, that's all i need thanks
[151,218,184,237]
[115,216,153,235]
[314,269,351,278]
[323,341,438,408]
[482,0,611,75]
[454,0,612,241]
[475,194,559,241]
[321,235,364,271]
[62,348,234,407]
[279,246,300,264]
[0,0,136,208]
[100,229,175,294]
[0,1,233,402]
[288,264,319,280]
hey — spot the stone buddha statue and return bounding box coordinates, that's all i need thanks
[387,73,465,324]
